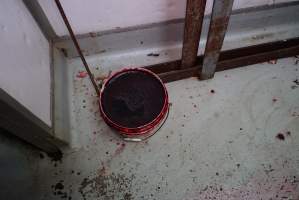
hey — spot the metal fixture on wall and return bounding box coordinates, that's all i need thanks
[200,0,234,79]
[144,0,299,82]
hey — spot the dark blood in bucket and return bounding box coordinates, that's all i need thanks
[101,70,166,128]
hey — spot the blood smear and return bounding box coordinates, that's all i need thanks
[76,71,88,78]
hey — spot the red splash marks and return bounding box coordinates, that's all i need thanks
[76,71,88,78]
[113,143,126,157]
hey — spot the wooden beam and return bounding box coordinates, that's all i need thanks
[181,0,207,69]
[200,0,234,80]
[144,37,299,83]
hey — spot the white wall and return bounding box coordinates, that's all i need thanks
[0,0,51,126]
[38,0,296,37]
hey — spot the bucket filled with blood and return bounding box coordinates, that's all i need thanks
[99,68,169,141]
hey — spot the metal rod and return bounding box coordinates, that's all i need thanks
[181,0,207,69]
[200,0,234,80]
[54,0,100,96]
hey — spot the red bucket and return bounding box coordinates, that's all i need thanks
[99,68,169,141]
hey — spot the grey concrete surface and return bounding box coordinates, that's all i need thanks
[34,57,299,200]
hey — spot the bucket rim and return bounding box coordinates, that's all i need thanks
[99,67,169,135]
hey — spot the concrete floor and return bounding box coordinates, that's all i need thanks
[33,56,299,200]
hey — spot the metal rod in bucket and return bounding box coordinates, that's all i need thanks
[54,0,101,96]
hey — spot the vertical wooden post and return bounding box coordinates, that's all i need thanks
[181,0,207,69]
[200,0,234,80]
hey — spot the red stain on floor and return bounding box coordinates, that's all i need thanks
[113,143,126,157]
[76,71,88,78]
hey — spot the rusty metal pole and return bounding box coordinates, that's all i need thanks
[200,0,234,80]
[181,0,207,69]
[54,0,101,96]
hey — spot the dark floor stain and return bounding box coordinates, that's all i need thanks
[55,182,64,190]
[189,174,299,199]
[291,79,299,89]
[286,131,291,136]
[124,192,133,200]
[276,133,285,141]
[210,89,215,94]
[89,32,97,37]
[48,150,63,162]
[147,53,160,57]
[78,172,135,200]
[272,98,277,103]
[52,181,72,200]
[39,153,45,159]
